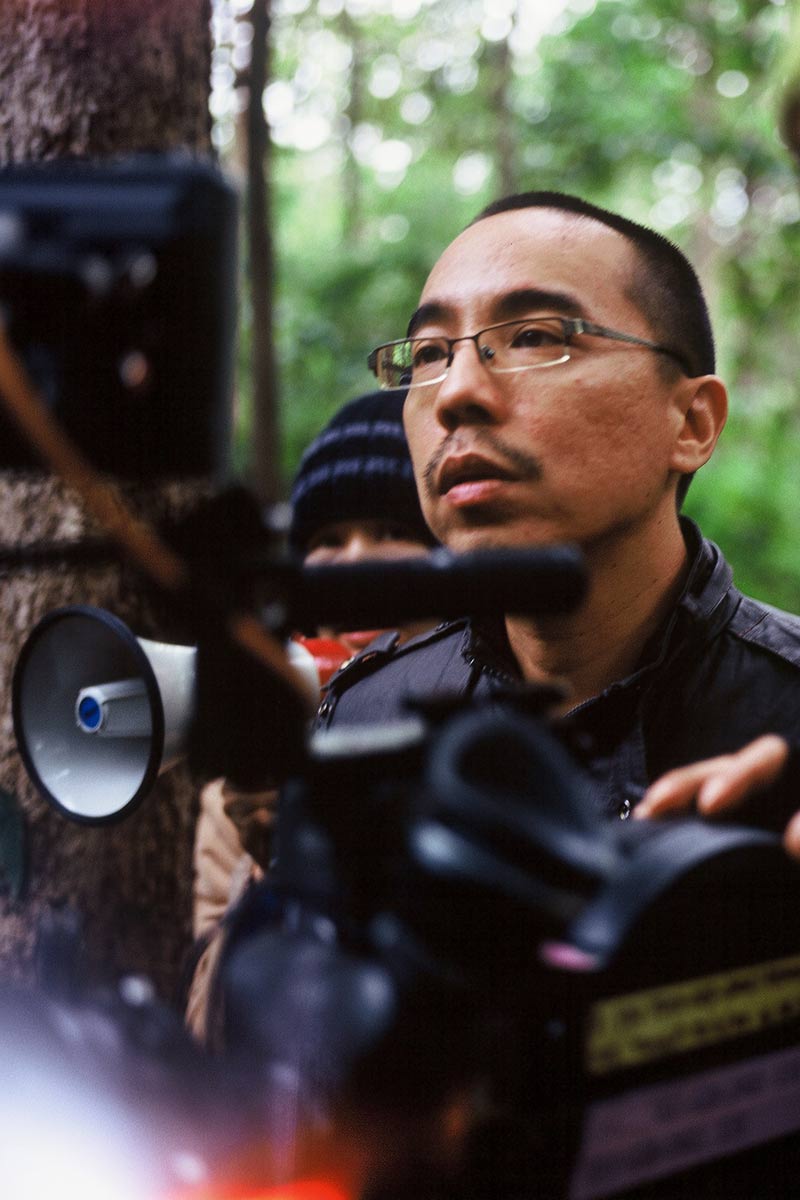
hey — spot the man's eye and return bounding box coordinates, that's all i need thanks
[412,340,448,367]
[511,324,563,348]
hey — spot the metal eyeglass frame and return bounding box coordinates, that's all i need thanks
[367,316,691,389]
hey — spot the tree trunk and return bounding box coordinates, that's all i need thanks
[246,0,282,507]
[0,0,211,161]
[0,0,215,1002]
[488,33,516,198]
[779,6,800,164]
[341,10,366,248]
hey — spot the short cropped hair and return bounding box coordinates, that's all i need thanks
[472,191,716,504]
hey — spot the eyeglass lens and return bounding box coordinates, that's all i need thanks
[376,318,571,388]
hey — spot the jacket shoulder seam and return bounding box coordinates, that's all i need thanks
[728,602,800,670]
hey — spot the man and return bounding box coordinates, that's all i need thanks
[317,192,800,829]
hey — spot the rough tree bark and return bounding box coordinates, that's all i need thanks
[0,0,211,162]
[0,0,217,1002]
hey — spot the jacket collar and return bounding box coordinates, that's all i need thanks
[578,517,739,703]
[674,516,736,629]
[466,517,740,697]
[653,516,738,657]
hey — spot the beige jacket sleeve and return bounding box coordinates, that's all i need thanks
[187,777,278,1041]
[191,777,277,941]
[192,777,250,941]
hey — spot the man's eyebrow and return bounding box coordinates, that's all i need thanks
[494,288,586,320]
[405,288,586,337]
[406,302,451,337]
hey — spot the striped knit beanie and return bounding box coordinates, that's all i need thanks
[288,390,434,556]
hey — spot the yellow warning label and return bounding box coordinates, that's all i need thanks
[587,952,800,1076]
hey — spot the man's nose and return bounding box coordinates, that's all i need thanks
[431,339,508,430]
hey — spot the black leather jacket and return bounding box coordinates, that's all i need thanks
[315,521,800,827]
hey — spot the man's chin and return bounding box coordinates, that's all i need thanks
[444,527,528,555]
[429,503,507,551]
[441,514,567,555]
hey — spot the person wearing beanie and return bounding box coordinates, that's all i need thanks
[187,392,438,1040]
[289,389,438,654]
[289,389,434,554]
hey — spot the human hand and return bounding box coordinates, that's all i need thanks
[633,735,791,823]
[222,780,280,869]
[784,807,800,860]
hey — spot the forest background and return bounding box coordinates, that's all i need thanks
[215,0,800,610]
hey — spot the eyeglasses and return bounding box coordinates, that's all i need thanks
[367,316,690,390]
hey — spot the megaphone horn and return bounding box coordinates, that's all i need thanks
[12,606,197,823]
[13,606,324,824]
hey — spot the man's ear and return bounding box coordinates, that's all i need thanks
[669,375,728,474]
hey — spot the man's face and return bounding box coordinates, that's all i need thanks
[402,208,692,556]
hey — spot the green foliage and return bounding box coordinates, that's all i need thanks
[686,399,800,612]
[221,0,800,608]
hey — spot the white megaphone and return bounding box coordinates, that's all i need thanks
[12,605,321,824]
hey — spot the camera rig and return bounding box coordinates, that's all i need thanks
[211,686,800,1200]
[2,156,800,1200]
[0,154,237,478]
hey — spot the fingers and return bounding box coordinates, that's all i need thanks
[784,809,800,861]
[634,735,790,821]
[633,757,731,819]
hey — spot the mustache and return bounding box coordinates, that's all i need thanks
[422,432,543,501]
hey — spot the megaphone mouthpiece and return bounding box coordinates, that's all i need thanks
[76,679,151,737]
